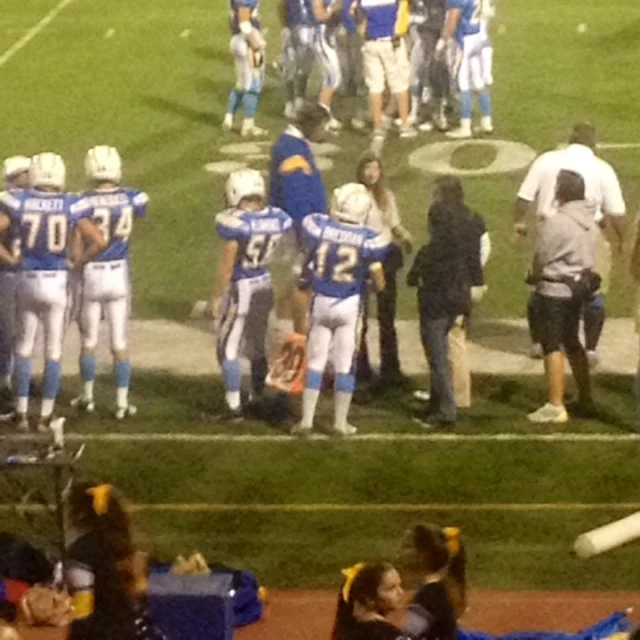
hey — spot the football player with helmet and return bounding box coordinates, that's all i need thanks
[70,146,148,420]
[0,153,106,432]
[223,0,268,137]
[293,183,388,436]
[213,169,292,420]
[0,157,30,412]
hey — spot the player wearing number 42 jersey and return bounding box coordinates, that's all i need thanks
[70,146,148,420]
[213,169,292,420]
[293,183,388,437]
[0,153,106,433]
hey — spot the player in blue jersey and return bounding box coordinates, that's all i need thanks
[0,153,106,433]
[223,0,268,137]
[69,146,148,420]
[293,183,388,436]
[212,169,293,420]
[0,156,31,415]
[437,0,493,138]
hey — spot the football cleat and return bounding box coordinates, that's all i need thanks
[480,116,494,134]
[326,117,343,132]
[332,423,357,436]
[290,422,312,437]
[418,120,434,132]
[14,413,30,433]
[240,124,268,138]
[222,113,234,131]
[70,396,95,413]
[115,404,138,420]
[399,126,418,139]
[36,415,54,435]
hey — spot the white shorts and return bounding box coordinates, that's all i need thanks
[230,33,265,93]
[457,31,492,92]
[16,270,68,361]
[313,26,342,90]
[217,274,274,363]
[307,293,362,375]
[363,37,410,95]
[80,260,130,352]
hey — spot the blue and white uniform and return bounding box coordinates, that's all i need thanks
[306,0,342,92]
[0,195,20,385]
[72,188,148,354]
[216,206,292,401]
[226,0,266,124]
[0,189,83,415]
[447,0,492,92]
[301,213,388,385]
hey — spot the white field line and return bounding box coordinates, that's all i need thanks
[598,143,640,150]
[2,502,640,513]
[0,0,77,70]
[4,432,636,443]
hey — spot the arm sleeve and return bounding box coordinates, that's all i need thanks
[599,162,626,216]
[132,191,149,219]
[279,155,318,223]
[216,213,250,241]
[517,155,544,202]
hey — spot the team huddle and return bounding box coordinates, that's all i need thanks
[225,0,495,144]
[0,148,148,433]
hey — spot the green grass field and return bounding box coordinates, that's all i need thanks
[2,0,640,591]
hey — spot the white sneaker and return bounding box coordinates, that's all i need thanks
[70,396,95,413]
[284,102,296,119]
[222,113,233,131]
[333,423,357,436]
[527,403,569,424]
[241,124,268,138]
[326,116,343,132]
[394,115,417,128]
[351,116,367,131]
[115,404,138,420]
[370,129,386,154]
[480,116,494,134]
[446,125,472,139]
[399,126,418,139]
[434,113,449,131]
[290,422,312,437]
[15,413,29,433]
[413,390,431,402]
[418,120,434,132]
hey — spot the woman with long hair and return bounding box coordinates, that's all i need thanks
[332,562,408,640]
[65,481,154,640]
[356,152,413,389]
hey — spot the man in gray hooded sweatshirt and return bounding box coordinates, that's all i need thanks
[528,169,597,424]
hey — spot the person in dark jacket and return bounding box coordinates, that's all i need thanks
[407,176,482,428]
[65,482,152,640]
[332,563,409,640]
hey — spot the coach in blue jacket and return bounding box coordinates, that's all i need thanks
[269,102,329,332]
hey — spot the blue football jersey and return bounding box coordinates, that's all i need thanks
[287,0,312,26]
[73,188,148,263]
[0,190,21,273]
[230,0,261,35]
[447,0,481,42]
[216,206,293,281]
[301,214,388,299]
[0,189,83,271]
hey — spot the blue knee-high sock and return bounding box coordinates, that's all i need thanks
[43,360,61,400]
[460,90,473,119]
[114,360,131,390]
[251,357,268,396]
[305,370,323,391]
[479,89,492,117]
[15,357,31,399]
[222,359,242,393]
[242,91,260,118]
[335,373,355,393]
[80,354,97,383]
[227,89,244,115]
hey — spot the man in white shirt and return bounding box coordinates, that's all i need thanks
[514,123,626,366]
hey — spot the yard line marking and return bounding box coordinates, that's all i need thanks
[3,503,640,513]
[2,432,640,444]
[598,143,640,150]
[0,0,77,70]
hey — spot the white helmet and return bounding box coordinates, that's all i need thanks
[3,156,31,184]
[225,168,265,207]
[331,183,372,225]
[29,152,66,190]
[85,145,122,183]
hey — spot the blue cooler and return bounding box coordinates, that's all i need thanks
[147,573,235,640]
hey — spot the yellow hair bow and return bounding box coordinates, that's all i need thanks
[443,527,461,558]
[87,484,112,516]
[341,562,365,603]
